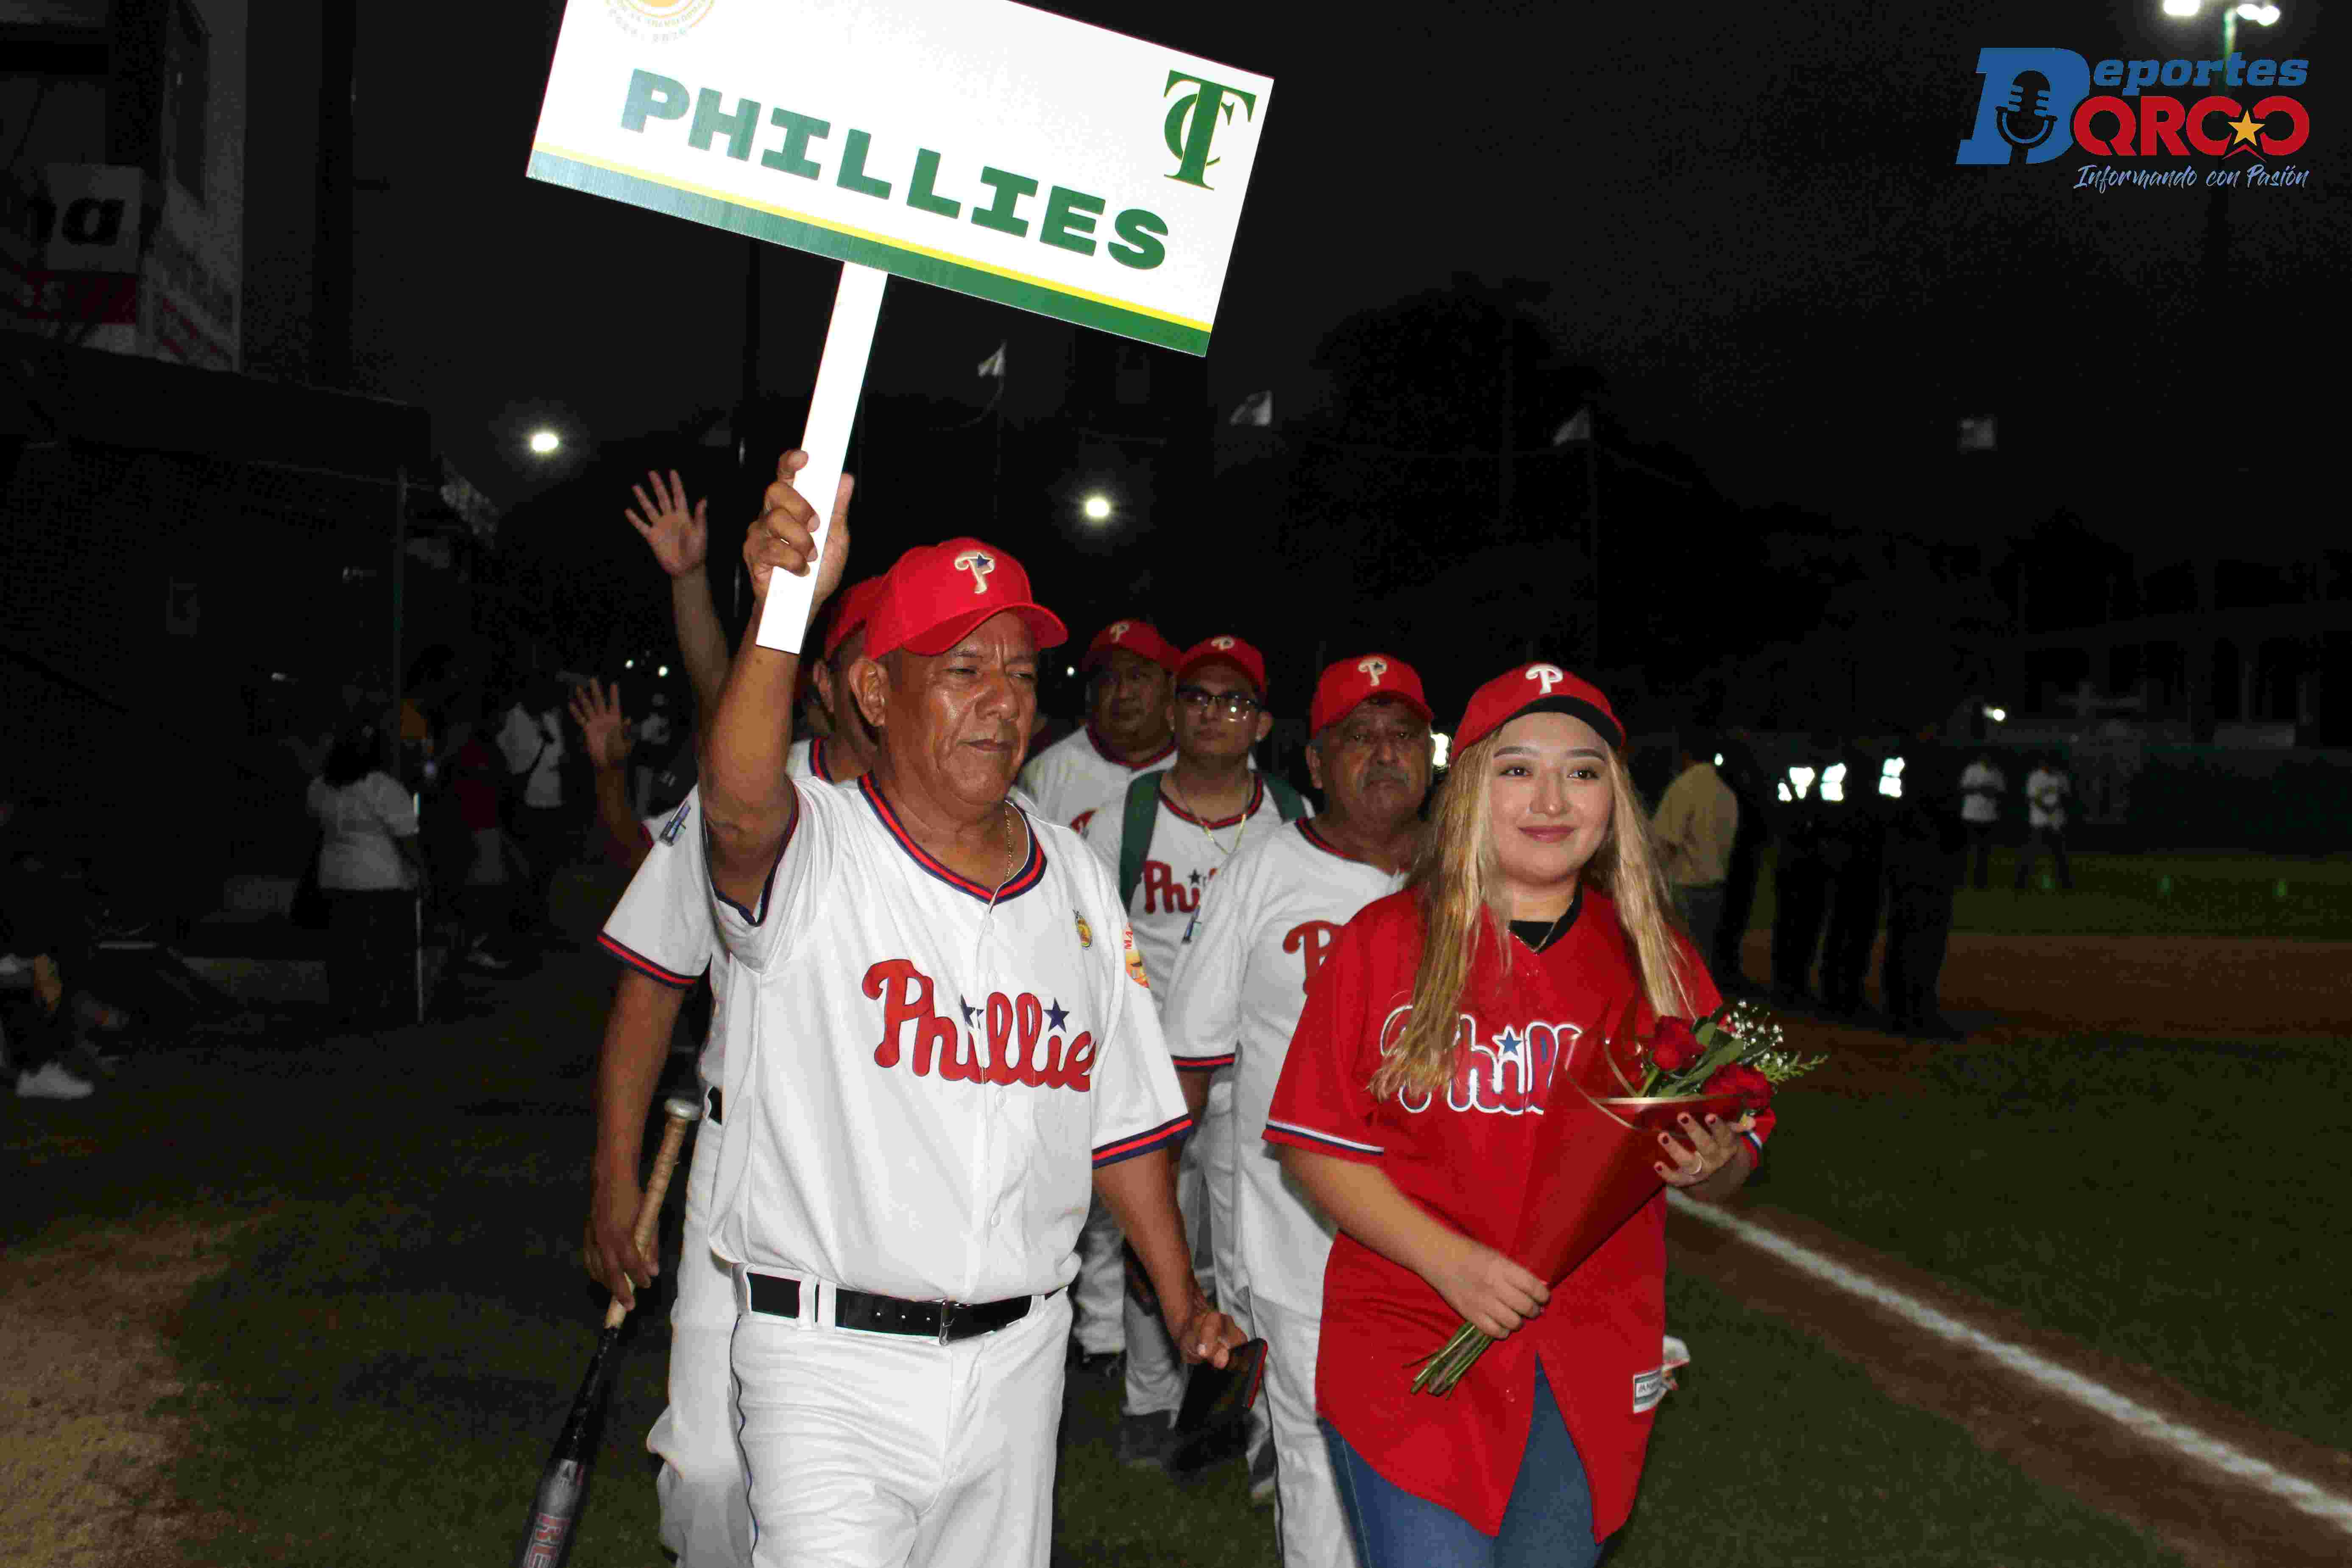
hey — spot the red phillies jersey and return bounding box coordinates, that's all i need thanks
[1264,888,1742,1540]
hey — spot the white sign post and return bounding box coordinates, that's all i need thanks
[529,0,1274,649]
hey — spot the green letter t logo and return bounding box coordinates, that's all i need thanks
[1162,71,1258,189]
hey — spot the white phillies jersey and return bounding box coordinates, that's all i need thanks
[1159,820,1404,1315]
[1017,725,1175,827]
[596,744,837,1089]
[1078,774,1300,999]
[707,774,1201,1305]
[784,734,858,786]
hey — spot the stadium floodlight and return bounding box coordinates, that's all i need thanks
[2161,0,2201,15]
[1081,494,1114,523]
[1820,761,1848,802]
[1432,732,1452,770]
[528,429,562,455]
[1788,765,1817,801]
[2235,3,2280,23]
[1713,752,1724,766]
[658,665,670,678]
[1986,706,2009,723]
[1878,757,1906,799]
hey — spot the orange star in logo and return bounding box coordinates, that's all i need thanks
[2224,110,2265,155]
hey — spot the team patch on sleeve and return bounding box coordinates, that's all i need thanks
[1632,1364,1678,1414]
[1122,926,1149,989]
[1074,911,1093,949]
[659,796,694,845]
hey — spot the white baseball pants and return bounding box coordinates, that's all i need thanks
[732,1277,1070,1568]
[1072,1195,1126,1356]
[648,1117,753,1568]
[1254,1294,1358,1568]
[1122,1079,1229,1418]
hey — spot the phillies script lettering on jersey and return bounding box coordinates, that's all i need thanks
[1385,1006,1582,1117]
[863,958,1098,1090]
[1140,859,1204,914]
[1282,920,1343,990]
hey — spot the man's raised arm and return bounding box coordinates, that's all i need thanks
[701,451,852,912]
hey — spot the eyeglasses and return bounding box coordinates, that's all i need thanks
[1175,685,1263,720]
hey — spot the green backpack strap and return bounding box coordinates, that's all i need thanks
[1263,774,1307,824]
[1117,772,1165,911]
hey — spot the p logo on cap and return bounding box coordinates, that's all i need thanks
[1107,620,1133,641]
[953,550,997,595]
[1358,657,1389,687]
[1526,664,1566,697]
[1212,635,1236,650]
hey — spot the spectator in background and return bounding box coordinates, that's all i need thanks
[2016,754,2073,892]
[2,798,96,1100]
[447,701,516,972]
[1959,751,2006,890]
[1650,732,1739,973]
[1819,740,1891,1018]
[1712,729,1772,993]
[1769,740,1836,1009]
[308,728,422,1027]
[497,677,572,935]
[1882,726,1965,1039]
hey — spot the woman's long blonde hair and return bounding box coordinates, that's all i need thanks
[1369,728,1697,1101]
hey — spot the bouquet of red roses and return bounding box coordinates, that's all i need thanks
[1410,1000,1820,1395]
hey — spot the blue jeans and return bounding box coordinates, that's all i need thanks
[1323,1367,1603,1568]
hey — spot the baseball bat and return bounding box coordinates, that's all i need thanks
[513,1095,703,1568]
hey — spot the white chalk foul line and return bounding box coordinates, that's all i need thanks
[1669,1193,2352,1539]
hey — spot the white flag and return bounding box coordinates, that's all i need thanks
[1549,408,1593,445]
[1957,415,1996,452]
[976,343,1007,379]
[1229,390,1274,426]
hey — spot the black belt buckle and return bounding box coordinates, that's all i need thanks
[935,1301,963,1347]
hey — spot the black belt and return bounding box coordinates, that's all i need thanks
[745,1272,1048,1344]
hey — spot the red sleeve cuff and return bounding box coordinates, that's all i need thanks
[598,932,703,989]
[1094,1114,1192,1167]
[1262,1120,1384,1165]
[1174,1052,1236,1073]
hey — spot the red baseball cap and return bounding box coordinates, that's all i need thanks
[1083,618,1181,674]
[862,537,1068,658]
[1454,662,1625,752]
[1310,653,1433,736]
[1176,635,1267,695]
[819,576,888,660]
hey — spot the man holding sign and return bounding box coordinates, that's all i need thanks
[698,455,1243,1568]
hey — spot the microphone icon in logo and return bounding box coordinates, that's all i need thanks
[1996,70,2057,163]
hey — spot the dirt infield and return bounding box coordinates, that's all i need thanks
[0,1212,245,1568]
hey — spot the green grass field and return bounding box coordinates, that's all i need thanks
[0,944,2186,1566]
[1756,1027,2352,1456]
[1743,849,2352,940]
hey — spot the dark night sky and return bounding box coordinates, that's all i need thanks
[322,0,2344,540]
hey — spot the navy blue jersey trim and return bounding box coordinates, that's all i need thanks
[858,776,1047,905]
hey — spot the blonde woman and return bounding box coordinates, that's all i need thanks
[1265,663,1771,1568]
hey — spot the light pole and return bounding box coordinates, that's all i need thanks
[2163,0,2282,740]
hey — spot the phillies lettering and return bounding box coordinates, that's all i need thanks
[1139,860,1201,915]
[1283,920,1343,990]
[862,959,1096,1090]
[1395,1013,1580,1116]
